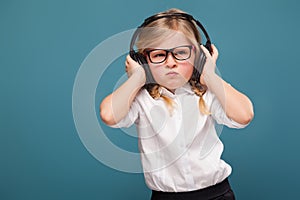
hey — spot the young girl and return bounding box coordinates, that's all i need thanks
[100,8,254,200]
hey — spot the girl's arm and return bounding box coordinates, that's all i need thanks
[100,55,146,126]
[200,45,254,125]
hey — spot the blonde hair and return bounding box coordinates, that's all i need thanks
[136,8,210,115]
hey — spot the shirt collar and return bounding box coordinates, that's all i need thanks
[160,83,194,98]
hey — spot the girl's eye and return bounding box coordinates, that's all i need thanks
[152,51,166,58]
[174,50,188,55]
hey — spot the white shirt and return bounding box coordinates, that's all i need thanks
[111,83,247,192]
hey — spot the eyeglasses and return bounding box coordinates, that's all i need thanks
[145,45,194,64]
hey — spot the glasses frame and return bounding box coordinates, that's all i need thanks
[145,45,194,64]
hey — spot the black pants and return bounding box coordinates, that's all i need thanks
[151,178,235,200]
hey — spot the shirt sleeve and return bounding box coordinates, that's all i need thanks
[108,98,140,128]
[208,91,249,129]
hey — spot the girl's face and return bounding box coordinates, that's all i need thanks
[146,32,195,92]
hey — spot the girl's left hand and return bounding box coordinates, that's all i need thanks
[200,44,219,85]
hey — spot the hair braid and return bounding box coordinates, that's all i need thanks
[189,80,211,115]
[148,84,175,115]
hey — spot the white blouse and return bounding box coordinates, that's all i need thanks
[111,83,247,192]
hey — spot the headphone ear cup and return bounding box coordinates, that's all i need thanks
[130,50,141,64]
[135,52,147,65]
[129,52,156,84]
[192,45,206,83]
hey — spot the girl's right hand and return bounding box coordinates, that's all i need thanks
[125,55,146,86]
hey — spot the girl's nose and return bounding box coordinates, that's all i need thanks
[165,52,177,68]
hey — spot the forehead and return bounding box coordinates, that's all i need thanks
[148,31,191,49]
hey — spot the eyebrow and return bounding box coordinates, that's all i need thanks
[145,45,193,51]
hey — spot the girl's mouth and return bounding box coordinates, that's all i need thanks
[166,71,179,76]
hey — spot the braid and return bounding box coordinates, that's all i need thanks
[189,80,211,115]
[148,84,161,99]
[145,81,210,115]
[146,84,175,115]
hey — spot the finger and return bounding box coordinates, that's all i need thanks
[126,54,131,64]
[211,44,219,60]
[200,45,212,58]
[126,54,137,65]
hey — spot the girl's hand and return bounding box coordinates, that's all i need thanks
[100,55,147,126]
[200,44,219,85]
[125,54,146,86]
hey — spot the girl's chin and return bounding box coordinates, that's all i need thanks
[160,82,187,91]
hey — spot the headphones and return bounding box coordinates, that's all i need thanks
[129,12,212,85]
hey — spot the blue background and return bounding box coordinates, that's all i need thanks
[1,0,300,199]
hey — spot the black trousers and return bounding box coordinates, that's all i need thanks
[151,178,235,200]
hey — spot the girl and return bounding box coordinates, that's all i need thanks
[100,8,254,200]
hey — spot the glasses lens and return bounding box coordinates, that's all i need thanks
[147,45,192,64]
[149,50,167,63]
[173,46,191,60]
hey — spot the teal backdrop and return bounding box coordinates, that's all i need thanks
[1,0,300,199]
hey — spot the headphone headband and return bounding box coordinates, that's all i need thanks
[140,13,211,45]
[131,12,212,53]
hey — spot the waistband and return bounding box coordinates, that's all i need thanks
[151,178,232,199]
